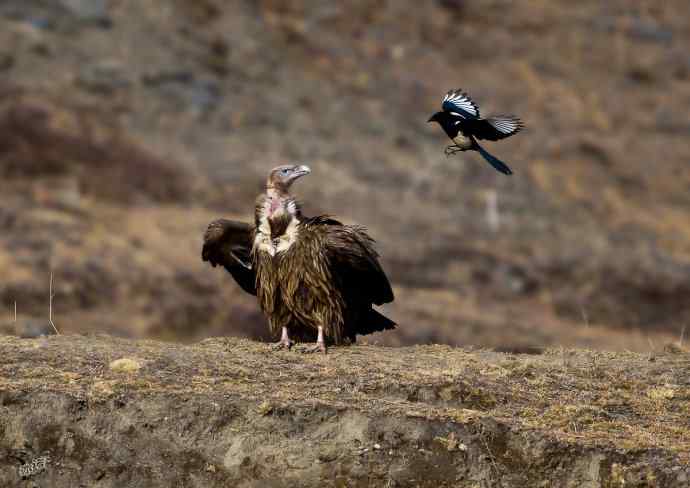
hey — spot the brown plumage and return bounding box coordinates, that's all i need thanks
[202,164,395,353]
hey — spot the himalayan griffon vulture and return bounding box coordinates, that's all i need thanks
[202,165,395,353]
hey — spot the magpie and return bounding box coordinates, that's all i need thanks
[428,89,523,175]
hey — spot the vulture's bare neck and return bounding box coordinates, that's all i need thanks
[262,188,300,221]
[253,188,301,256]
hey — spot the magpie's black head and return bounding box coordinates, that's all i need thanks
[427,111,460,139]
[427,111,443,123]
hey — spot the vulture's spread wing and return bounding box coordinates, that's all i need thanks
[320,221,394,306]
[442,89,480,119]
[202,219,256,295]
[470,115,523,141]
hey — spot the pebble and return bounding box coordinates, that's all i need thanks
[60,0,111,25]
[77,61,131,94]
[109,357,142,373]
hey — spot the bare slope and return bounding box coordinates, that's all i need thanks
[0,335,688,487]
[1,1,690,349]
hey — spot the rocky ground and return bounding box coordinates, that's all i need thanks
[0,334,688,487]
[1,1,690,351]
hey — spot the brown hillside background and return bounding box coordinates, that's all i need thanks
[1,0,689,351]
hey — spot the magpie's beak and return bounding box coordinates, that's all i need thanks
[427,115,435,123]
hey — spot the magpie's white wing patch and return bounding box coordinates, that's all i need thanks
[473,115,524,141]
[488,116,522,135]
[442,89,480,119]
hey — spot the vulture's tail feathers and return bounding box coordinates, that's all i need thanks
[474,140,513,175]
[360,308,396,334]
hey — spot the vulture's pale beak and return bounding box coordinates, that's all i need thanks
[294,165,311,178]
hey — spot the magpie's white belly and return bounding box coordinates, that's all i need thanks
[453,134,472,150]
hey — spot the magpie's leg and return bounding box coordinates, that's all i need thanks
[271,326,294,350]
[444,144,462,156]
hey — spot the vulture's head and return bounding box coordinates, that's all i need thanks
[267,164,311,193]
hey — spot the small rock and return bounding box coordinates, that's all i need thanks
[373,443,381,450]
[257,400,273,416]
[27,18,54,30]
[109,358,142,373]
[77,61,131,94]
[0,53,14,71]
[647,386,675,401]
[141,70,194,86]
[17,320,56,338]
[628,18,673,44]
[189,80,221,114]
[318,449,338,463]
[60,0,112,26]
[435,432,463,452]
[663,342,687,354]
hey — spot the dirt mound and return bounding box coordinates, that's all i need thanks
[0,335,687,487]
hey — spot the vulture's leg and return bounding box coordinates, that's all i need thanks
[271,327,293,350]
[302,326,327,354]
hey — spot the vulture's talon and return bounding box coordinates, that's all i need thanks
[300,342,327,354]
[270,339,293,351]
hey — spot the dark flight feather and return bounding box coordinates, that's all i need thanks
[201,219,256,295]
[469,115,523,141]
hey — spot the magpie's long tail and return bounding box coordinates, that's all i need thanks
[472,139,513,175]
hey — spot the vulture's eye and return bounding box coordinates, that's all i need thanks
[280,168,290,176]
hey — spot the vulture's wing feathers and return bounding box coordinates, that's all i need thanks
[315,219,394,306]
[470,115,523,141]
[202,219,256,295]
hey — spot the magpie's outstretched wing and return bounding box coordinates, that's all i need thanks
[202,219,256,295]
[442,89,480,120]
[470,115,523,141]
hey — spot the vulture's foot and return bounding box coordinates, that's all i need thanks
[299,342,327,354]
[270,339,294,351]
[271,327,293,351]
[298,326,327,354]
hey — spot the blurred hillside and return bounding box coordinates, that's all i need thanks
[1,0,689,351]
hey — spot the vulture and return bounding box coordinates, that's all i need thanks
[202,165,395,353]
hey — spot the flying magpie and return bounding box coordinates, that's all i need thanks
[428,89,523,175]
